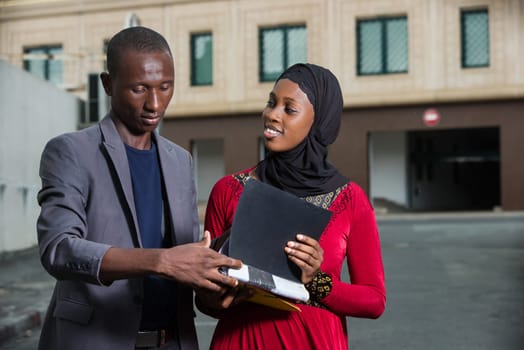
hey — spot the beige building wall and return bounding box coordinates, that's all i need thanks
[341,0,524,106]
[1,0,523,214]
[1,0,522,113]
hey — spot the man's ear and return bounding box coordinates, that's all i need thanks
[100,72,112,96]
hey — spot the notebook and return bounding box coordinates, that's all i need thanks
[217,178,332,309]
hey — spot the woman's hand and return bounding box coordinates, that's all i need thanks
[285,234,323,284]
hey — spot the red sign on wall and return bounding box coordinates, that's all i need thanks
[423,108,440,127]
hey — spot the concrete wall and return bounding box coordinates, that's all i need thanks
[0,60,79,253]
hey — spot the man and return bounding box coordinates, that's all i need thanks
[36,26,240,350]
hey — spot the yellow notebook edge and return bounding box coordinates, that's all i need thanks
[243,285,302,312]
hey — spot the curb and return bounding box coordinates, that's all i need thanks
[0,307,46,347]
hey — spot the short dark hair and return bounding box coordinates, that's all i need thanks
[106,26,172,75]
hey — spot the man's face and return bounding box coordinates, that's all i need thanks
[102,49,174,136]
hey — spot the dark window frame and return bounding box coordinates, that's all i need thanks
[258,24,307,82]
[23,44,63,83]
[356,16,408,76]
[103,39,109,71]
[190,32,213,86]
[460,8,490,68]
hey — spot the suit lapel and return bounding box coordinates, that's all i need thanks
[156,136,195,245]
[99,116,143,247]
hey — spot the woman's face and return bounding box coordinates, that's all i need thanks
[262,78,314,153]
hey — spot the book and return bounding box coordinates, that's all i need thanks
[227,264,303,311]
[215,178,332,311]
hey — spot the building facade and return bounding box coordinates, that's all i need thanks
[1,0,523,211]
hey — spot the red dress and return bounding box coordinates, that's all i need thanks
[204,170,386,350]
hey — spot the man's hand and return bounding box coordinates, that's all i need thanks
[159,231,242,292]
[285,234,323,284]
[195,283,254,320]
[99,231,241,290]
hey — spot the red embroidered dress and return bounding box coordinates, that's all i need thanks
[203,170,386,350]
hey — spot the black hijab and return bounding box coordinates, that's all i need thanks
[255,63,349,197]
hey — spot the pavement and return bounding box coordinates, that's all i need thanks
[1,209,524,349]
[0,247,53,348]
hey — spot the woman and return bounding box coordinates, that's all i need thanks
[198,63,386,349]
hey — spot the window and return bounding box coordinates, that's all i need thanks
[23,45,63,85]
[357,17,408,75]
[461,9,489,68]
[86,73,110,124]
[103,39,109,71]
[191,33,213,86]
[259,25,307,82]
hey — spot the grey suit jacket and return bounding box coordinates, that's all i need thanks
[36,116,199,350]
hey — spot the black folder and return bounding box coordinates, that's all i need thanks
[228,178,332,283]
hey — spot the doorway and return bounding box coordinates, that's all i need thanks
[408,127,500,211]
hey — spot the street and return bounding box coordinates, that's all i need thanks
[349,214,524,349]
[2,213,524,349]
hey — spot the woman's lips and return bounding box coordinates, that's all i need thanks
[264,127,282,139]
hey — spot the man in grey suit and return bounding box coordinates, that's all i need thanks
[36,26,241,350]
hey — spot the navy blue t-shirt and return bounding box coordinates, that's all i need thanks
[125,142,177,330]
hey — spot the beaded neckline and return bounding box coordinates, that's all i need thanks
[233,172,347,210]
